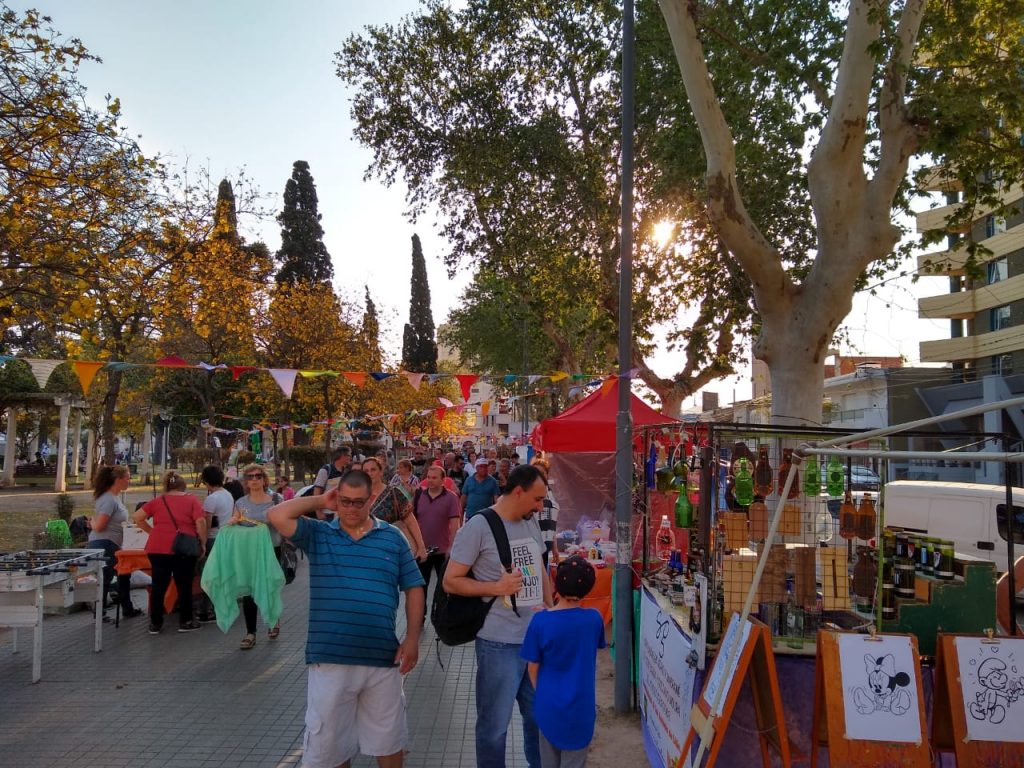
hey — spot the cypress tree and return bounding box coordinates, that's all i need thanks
[212,179,240,244]
[275,160,333,285]
[362,285,382,370]
[401,234,438,373]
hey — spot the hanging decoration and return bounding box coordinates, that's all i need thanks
[72,361,105,395]
[455,374,480,401]
[268,369,298,399]
[24,358,62,390]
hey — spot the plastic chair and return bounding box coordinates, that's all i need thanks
[44,519,73,549]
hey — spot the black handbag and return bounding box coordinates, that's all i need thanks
[163,496,201,558]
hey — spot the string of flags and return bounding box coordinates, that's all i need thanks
[0,356,642,426]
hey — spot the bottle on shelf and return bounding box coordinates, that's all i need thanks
[656,515,673,562]
[687,455,701,505]
[778,447,799,499]
[826,456,845,497]
[754,445,774,497]
[839,488,857,540]
[803,455,820,498]
[674,483,693,528]
[734,458,754,507]
[854,492,876,541]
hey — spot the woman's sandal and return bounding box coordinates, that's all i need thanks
[268,625,280,639]
[240,634,256,650]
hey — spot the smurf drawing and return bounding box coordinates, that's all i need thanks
[968,657,1021,724]
[853,654,912,715]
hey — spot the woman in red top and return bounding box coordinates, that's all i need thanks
[132,470,207,634]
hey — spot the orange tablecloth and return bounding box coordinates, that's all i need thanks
[549,562,613,624]
[114,549,177,614]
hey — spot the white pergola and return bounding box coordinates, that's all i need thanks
[2,393,92,492]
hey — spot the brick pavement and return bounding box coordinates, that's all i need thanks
[0,562,532,768]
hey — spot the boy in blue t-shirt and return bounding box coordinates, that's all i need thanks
[521,555,606,768]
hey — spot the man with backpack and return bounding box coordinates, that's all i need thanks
[443,464,553,768]
[311,446,352,519]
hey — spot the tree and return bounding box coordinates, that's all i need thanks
[361,286,382,371]
[0,5,159,328]
[401,234,438,373]
[275,160,333,285]
[336,0,808,415]
[656,0,1024,422]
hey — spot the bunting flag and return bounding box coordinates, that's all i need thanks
[0,355,14,364]
[231,365,258,380]
[105,361,142,372]
[155,355,192,368]
[481,400,492,417]
[268,369,298,399]
[549,371,570,383]
[571,373,588,381]
[600,377,617,397]
[503,374,517,385]
[436,407,447,422]
[456,374,480,402]
[427,374,443,386]
[568,385,582,398]
[197,362,227,371]
[25,358,63,390]
[342,372,367,388]
[72,361,105,395]
[370,372,395,382]
[404,372,424,391]
[527,375,542,386]
[438,397,454,408]
[299,370,338,378]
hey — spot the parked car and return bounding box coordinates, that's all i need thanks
[819,463,881,493]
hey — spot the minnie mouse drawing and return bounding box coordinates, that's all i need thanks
[853,654,912,715]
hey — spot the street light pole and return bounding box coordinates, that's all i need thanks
[614,0,636,715]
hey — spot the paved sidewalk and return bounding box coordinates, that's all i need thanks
[0,563,531,767]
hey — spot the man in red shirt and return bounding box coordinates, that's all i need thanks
[413,465,462,591]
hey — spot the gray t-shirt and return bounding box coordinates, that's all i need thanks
[88,491,127,547]
[234,494,283,546]
[203,488,235,539]
[449,510,545,644]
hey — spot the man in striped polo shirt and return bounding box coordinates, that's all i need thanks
[269,470,425,768]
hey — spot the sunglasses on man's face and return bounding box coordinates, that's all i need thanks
[337,496,369,509]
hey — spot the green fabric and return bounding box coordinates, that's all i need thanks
[200,525,284,633]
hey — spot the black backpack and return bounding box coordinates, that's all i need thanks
[430,508,517,646]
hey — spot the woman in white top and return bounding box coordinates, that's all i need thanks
[389,458,421,493]
[88,465,143,619]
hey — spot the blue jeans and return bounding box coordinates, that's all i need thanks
[475,638,540,768]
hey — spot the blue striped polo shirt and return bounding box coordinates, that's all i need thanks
[290,515,425,667]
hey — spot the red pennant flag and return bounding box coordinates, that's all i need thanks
[456,374,480,402]
[343,372,367,388]
[155,355,192,368]
[231,365,258,381]
[436,407,447,422]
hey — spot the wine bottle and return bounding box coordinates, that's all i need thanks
[803,455,820,497]
[839,488,857,540]
[674,485,693,528]
[826,456,845,497]
[754,445,774,497]
[734,458,754,507]
[854,492,876,540]
[777,448,799,499]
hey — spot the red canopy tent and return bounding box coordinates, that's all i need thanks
[531,377,677,453]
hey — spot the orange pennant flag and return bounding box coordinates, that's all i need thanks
[600,376,616,397]
[72,361,104,395]
[342,372,367,388]
[481,400,491,417]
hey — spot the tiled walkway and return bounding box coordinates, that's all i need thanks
[0,564,530,767]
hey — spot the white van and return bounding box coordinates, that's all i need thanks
[882,480,1024,568]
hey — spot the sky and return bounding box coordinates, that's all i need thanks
[11,0,950,407]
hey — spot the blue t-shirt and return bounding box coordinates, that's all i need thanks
[462,473,500,519]
[289,515,425,667]
[520,607,606,750]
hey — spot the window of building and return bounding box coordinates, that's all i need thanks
[985,215,1007,238]
[990,304,1012,331]
[994,354,1014,376]
[987,258,1008,285]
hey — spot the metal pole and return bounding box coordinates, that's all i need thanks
[1005,436,1018,635]
[613,0,636,715]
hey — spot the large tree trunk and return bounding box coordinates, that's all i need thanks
[100,368,123,465]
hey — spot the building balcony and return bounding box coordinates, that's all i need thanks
[916,165,963,194]
[915,183,1023,233]
[918,272,1024,319]
[919,325,1024,363]
[916,226,1024,276]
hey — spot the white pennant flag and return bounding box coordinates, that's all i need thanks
[268,368,298,399]
[25,358,62,390]
[404,372,425,391]
[527,375,542,386]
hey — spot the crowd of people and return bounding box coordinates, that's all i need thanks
[88,443,599,768]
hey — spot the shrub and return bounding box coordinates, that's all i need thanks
[171,448,220,477]
[287,446,332,480]
[235,450,256,466]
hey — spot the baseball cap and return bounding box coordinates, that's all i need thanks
[555,555,597,599]
[475,458,489,468]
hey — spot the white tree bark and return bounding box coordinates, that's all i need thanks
[658,0,927,425]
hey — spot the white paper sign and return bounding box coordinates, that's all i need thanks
[703,612,752,716]
[838,634,921,743]
[954,636,1024,743]
[639,587,697,768]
